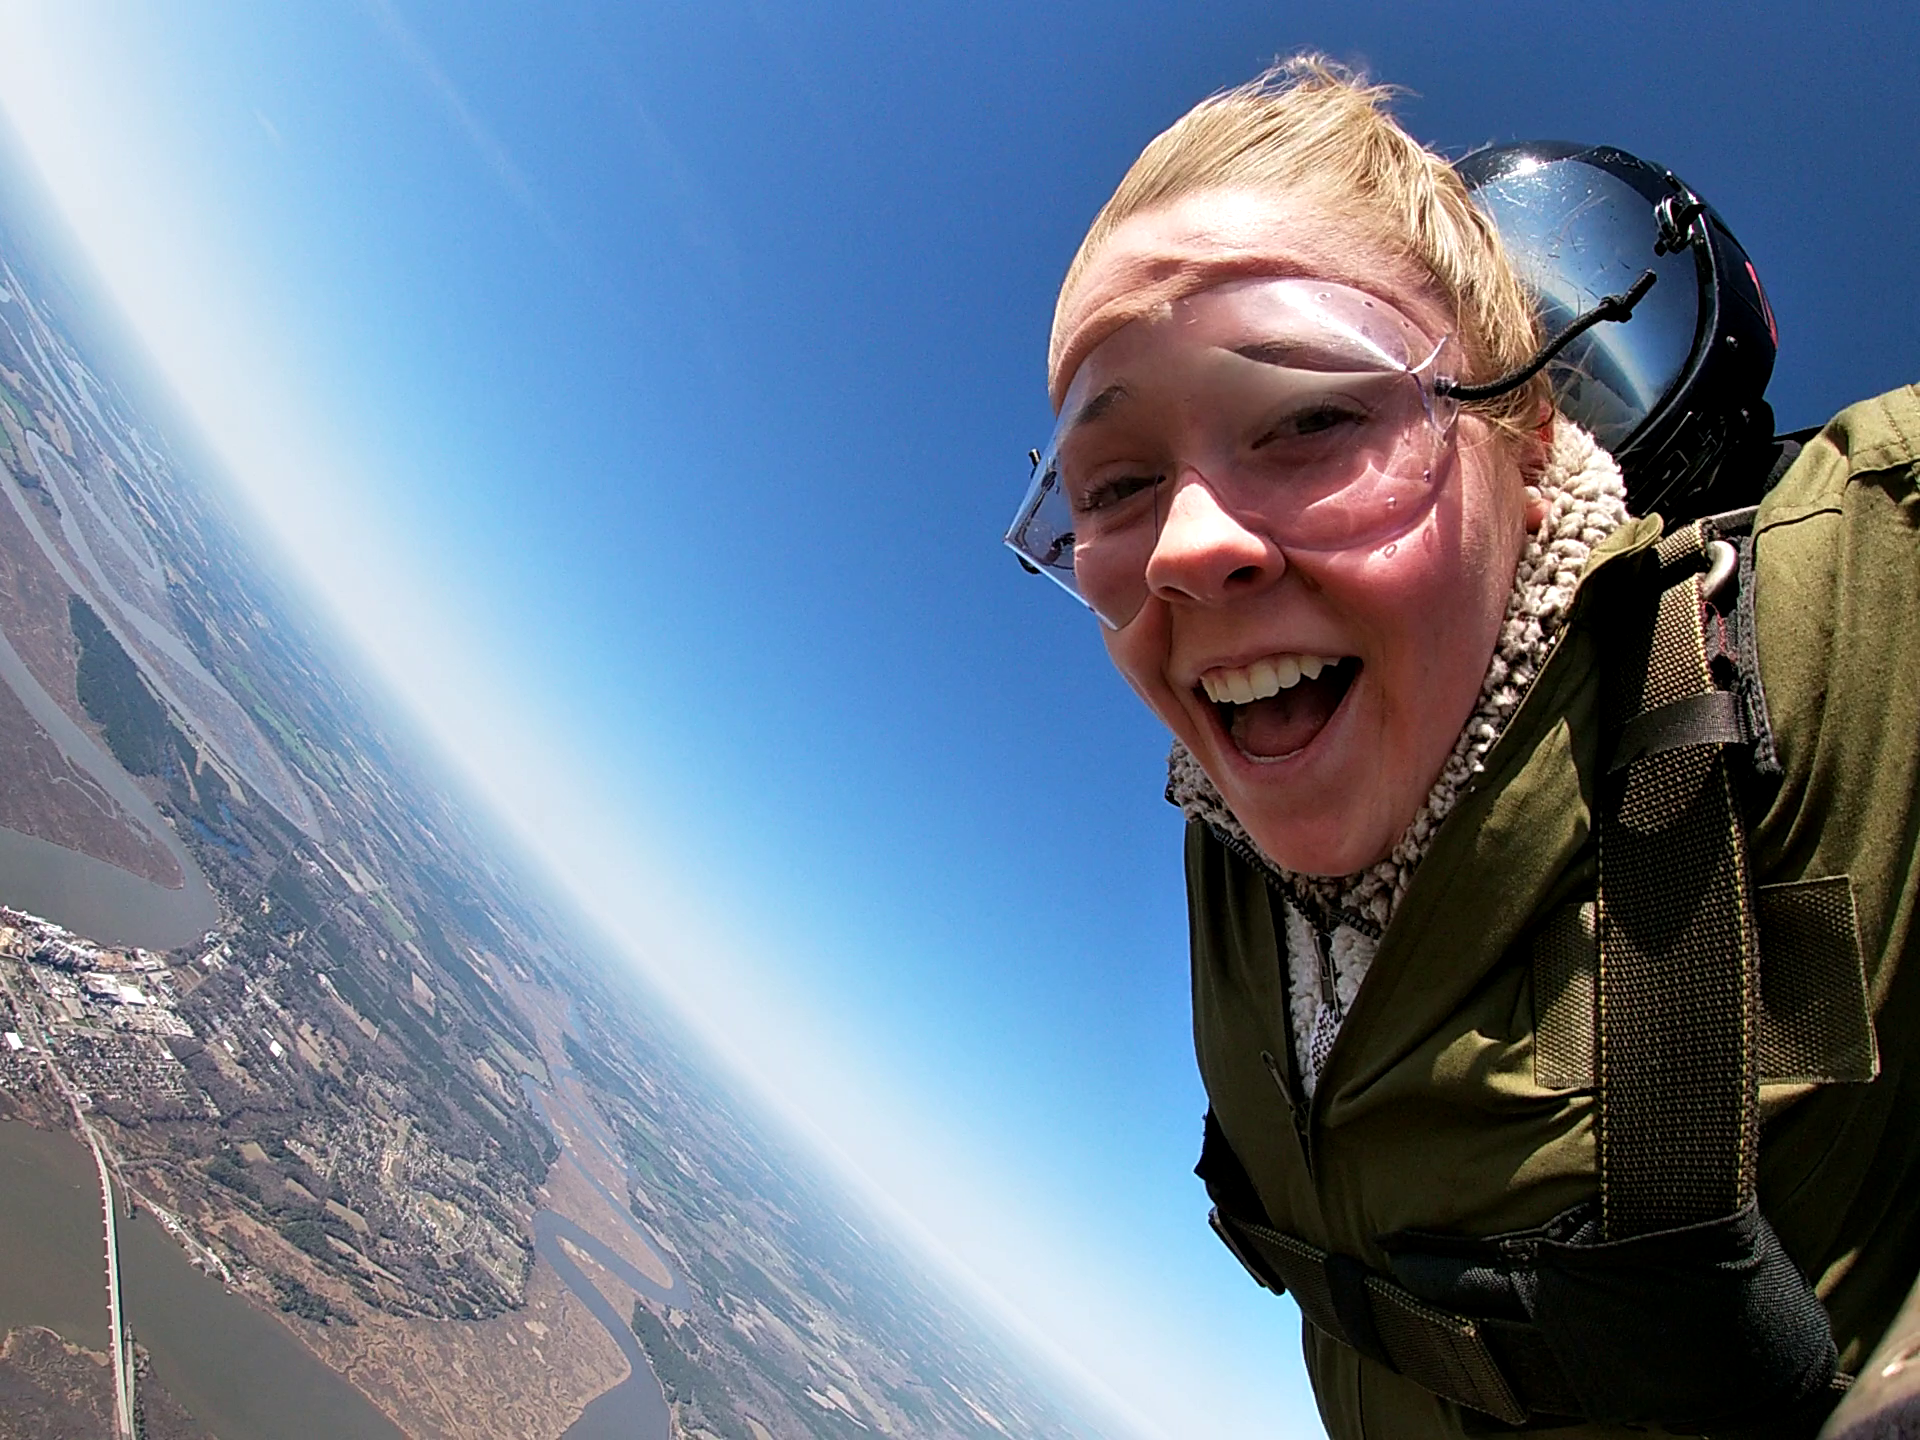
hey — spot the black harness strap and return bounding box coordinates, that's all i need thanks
[1596,520,1761,1238]
[1205,1204,1533,1425]
[1608,690,1748,773]
[1196,1117,1534,1423]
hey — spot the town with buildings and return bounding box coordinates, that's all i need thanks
[0,907,208,1119]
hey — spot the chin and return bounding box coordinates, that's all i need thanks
[1214,776,1400,879]
[1250,819,1391,878]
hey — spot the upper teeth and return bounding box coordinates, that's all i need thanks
[1200,655,1342,704]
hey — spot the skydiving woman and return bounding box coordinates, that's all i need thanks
[1004,57,1920,1440]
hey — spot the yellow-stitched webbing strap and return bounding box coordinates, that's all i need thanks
[1596,519,1761,1240]
[1208,1209,1536,1426]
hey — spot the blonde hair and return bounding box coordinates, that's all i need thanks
[1053,56,1547,439]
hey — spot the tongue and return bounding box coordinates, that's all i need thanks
[1230,671,1348,758]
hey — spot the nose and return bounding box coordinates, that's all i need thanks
[1141,470,1285,608]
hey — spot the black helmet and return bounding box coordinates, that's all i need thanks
[1457,142,1778,517]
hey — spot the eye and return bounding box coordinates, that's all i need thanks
[1250,399,1370,449]
[1074,471,1164,517]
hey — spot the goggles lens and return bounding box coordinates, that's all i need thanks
[1005,279,1459,627]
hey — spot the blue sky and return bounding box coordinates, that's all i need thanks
[1,4,1916,1435]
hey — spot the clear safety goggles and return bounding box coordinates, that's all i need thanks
[1005,278,1461,629]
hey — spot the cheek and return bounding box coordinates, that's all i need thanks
[1347,495,1494,644]
[1342,485,1521,719]
[1411,445,1530,624]
[1101,615,1182,721]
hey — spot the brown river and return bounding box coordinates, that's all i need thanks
[0,1121,401,1438]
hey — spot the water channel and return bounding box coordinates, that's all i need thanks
[535,1211,675,1440]
[0,1120,400,1438]
[0,1093,688,1439]
[522,1056,686,1440]
[0,588,218,948]
[1,981,688,1440]
[0,820,217,952]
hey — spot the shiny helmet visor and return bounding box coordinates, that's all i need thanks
[1462,148,1701,455]
[1459,142,1777,516]
[1006,278,1460,628]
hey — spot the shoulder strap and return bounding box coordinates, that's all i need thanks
[1596,518,1762,1238]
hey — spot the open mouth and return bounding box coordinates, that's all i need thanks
[1200,654,1360,761]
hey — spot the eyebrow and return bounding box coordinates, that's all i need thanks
[1232,340,1310,366]
[1234,336,1394,372]
[1068,382,1129,429]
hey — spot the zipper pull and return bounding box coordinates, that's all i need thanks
[1260,1049,1295,1114]
[1261,1048,1313,1174]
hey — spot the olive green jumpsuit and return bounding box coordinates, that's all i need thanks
[1188,388,1920,1438]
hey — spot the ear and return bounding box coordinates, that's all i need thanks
[1520,402,1556,530]
[1524,483,1550,531]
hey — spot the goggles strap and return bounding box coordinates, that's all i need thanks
[1437,269,1658,405]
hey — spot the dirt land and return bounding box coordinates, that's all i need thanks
[0,1325,214,1440]
[543,1152,674,1293]
[0,420,88,730]
[0,672,180,886]
[295,1255,629,1440]
[0,430,181,886]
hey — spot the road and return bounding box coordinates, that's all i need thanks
[85,1118,137,1437]
[0,958,138,1434]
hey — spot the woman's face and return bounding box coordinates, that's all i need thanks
[1053,188,1540,876]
